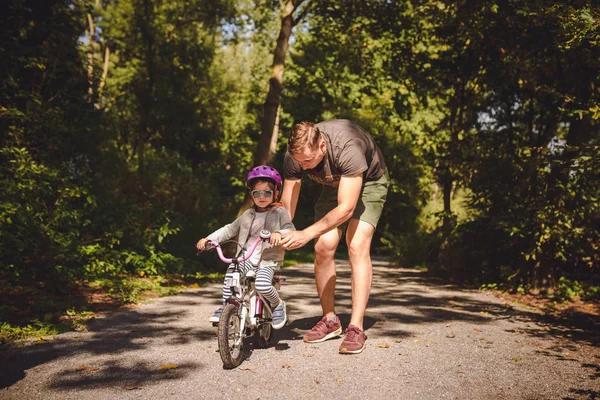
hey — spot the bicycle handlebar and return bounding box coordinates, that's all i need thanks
[205,230,271,264]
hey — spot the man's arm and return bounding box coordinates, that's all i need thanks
[305,174,362,238]
[281,174,363,250]
[281,178,301,220]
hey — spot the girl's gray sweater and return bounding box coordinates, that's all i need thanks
[205,206,295,269]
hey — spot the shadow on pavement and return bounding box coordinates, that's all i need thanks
[0,287,218,390]
[48,361,200,391]
[2,260,598,394]
[279,261,600,346]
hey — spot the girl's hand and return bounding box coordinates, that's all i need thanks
[196,238,207,250]
[270,232,282,246]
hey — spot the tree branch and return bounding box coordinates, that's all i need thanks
[86,13,95,102]
[293,0,314,26]
[96,45,110,108]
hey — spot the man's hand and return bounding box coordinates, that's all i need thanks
[269,232,282,246]
[196,238,208,250]
[280,230,312,250]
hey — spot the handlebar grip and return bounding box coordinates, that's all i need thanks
[259,230,271,239]
[196,241,216,256]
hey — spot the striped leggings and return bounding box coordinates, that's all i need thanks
[221,260,280,305]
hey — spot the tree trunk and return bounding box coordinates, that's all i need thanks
[437,169,453,272]
[254,0,305,167]
[84,0,108,108]
[135,0,155,207]
[96,46,110,106]
[86,12,95,102]
[239,0,308,214]
[437,81,464,272]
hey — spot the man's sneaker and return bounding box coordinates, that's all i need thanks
[209,307,223,323]
[303,315,342,343]
[271,301,287,330]
[339,325,367,354]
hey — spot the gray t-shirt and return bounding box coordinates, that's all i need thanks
[284,119,386,187]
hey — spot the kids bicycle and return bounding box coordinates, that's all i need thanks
[201,230,281,369]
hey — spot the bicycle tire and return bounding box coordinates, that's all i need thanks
[218,303,245,369]
[255,305,273,348]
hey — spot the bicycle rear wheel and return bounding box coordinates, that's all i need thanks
[255,304,273,348]
[218,303,245,369]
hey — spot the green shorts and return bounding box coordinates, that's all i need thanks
[314,171,389,230]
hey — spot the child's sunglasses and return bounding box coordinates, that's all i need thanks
[251,189,274,198]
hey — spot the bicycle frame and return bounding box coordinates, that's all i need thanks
[202,229,283,368]
[231,268,272,347]
[206,230,273,342]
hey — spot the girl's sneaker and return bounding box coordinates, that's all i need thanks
[209,307,223,323]
[271,301,287,329]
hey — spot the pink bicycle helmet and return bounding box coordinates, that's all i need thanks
[246,165,283,192]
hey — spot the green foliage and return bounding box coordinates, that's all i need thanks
[95,277,182,304]
[551,277,600,303]
[403,0,600,290]
[1,0,599,332]
[554,277,584,302]
[0,320,64,344]
[480,283,502,291]
[0,0,210,288]
[0,145,93,281]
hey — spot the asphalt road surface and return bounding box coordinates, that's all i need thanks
[1,259,599,399]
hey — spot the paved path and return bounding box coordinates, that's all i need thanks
[1,260,599,399]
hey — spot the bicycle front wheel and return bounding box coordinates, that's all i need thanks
[217,303,245,369]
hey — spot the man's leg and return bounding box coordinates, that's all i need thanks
[313,227,343,316]
[345,219,375,330]
[339,172,388,354]
[303,227,344,343]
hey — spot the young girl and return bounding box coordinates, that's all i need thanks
[196,165,295,329]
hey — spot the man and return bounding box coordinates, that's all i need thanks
[280,119,389,354]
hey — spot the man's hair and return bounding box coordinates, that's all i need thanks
[287,122,321,155]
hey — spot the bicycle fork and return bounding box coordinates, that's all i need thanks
[229,300,268,346]
[234,305,248,347]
